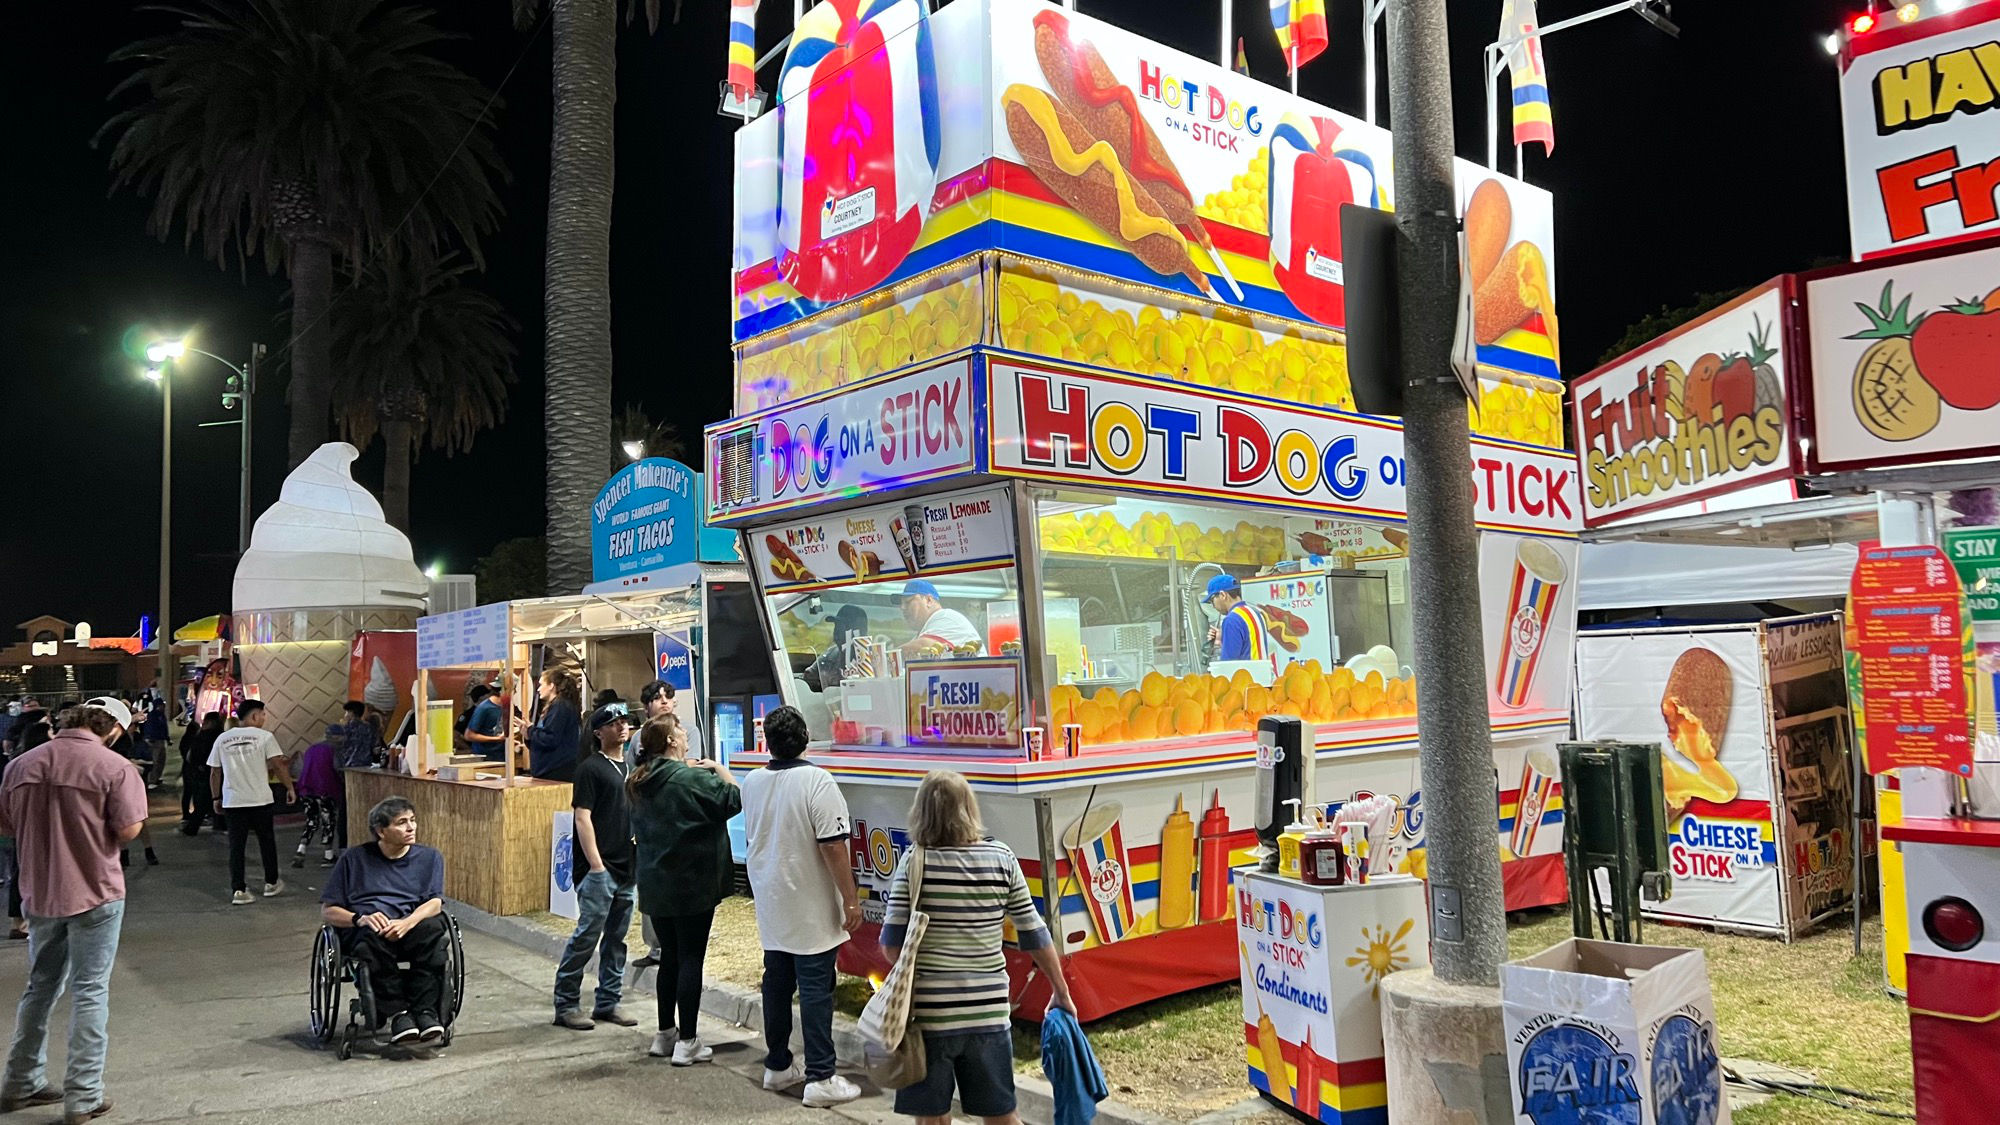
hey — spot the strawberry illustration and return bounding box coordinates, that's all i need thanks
[1910,287,2000,411]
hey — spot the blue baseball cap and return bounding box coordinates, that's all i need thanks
[899,579,940,601]
[1202,574,1241,604]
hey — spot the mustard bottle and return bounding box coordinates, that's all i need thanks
[1158,794,1196,930]
[1277,799,1310,881]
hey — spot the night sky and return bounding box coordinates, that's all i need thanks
[0,0,1857,635]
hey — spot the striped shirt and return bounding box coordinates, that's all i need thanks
[880,840,1051,1033]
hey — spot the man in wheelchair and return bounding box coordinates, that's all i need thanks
[319,797,447,1044]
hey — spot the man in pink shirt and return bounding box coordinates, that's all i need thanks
[0,699,149,1123]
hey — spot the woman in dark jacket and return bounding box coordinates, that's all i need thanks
[627,713,740,1064]
[180,713,225,834]
[521,667,583,782]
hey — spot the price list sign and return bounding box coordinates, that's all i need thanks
[1847,542,1974,775]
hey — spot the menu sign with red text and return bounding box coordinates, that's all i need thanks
[1848,541,1975,775]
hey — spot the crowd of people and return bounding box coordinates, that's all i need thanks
[0,673,1072,1125]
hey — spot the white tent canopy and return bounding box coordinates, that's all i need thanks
[1578,540,1860,612]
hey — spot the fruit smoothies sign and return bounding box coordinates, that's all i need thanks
[986,359,1582,535]
[1803,241,2000,471]
[1837,3,2000,258]
[906,658,1022,750]
[751,484,1015,594]
[1847,542,1976,776]
[711,358,977,519]
[733,0,1561,382]
[1572,282,1793,529]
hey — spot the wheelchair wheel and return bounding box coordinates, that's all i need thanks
[444,914,466,1027]
[309,926,342,1043]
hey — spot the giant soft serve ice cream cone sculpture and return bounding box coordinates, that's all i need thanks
[231,444,430,759]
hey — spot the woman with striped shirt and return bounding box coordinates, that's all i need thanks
[881,771,1075,1125]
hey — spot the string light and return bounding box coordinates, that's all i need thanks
[1850,12,1877,32]
[1896,3,1921,22]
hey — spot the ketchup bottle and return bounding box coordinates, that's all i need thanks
[1198,791,1233,923]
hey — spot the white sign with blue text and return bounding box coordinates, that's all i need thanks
[416,603,511,670]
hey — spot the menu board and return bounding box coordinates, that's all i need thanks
[752,484,1015,594]
[1847,542,1975,776]
[416,603,510,670]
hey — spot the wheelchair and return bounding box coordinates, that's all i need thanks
[310,915,466,1059]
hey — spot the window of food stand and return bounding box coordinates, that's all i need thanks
[767,563,1024,746]
[1031,487,1417,749]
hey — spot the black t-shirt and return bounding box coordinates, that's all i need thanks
[571,751,634,884]
[319,843,446,920]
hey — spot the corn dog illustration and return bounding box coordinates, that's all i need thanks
[1464,179,1512,288]
[836,539,884,581]
[1474,240,1560,365]
[764,535,816,584]
[1002,84,1213,296]
[1031,11,1241,301]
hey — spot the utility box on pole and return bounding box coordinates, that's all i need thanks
[1559,741,1672,944]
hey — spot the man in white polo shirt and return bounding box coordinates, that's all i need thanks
[739,706,862,1107]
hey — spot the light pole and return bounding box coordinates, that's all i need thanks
[146,336,264,707]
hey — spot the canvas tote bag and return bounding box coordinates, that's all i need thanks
[857,846,928,1088]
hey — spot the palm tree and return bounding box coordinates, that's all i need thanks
[329,257,517,531]
[511,0,665,594]
[609,404,686,475]
[101,0,507,468]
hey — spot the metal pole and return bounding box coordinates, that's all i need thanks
[158,362,174,708]
[239,343,263,556]
[1485,46,1499,170]
[1388,0,1506,986]
[1362,0,1382,125]
[1219,0,1231,69]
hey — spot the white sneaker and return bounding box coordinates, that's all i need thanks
[230,890,254,905]
[762,1062,805,1091]
[802,1075,861,1107]
[648,1030,676,1058]
[263,879,285,898]
[671,1037,713,1066]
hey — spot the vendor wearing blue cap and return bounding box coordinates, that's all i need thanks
[1204,575,1269,662]
[897,579,984,658]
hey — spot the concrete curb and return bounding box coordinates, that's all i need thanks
[448,898,1174,1125]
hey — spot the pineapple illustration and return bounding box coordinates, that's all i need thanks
[1847,281,1940,442]
[1748,312,1782,415]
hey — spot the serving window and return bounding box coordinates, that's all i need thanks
[1032,488,1416,750]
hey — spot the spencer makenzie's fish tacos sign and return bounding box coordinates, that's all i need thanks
[1572,283,1792,529]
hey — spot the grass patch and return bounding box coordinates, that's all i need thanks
[520,895,1913,1122]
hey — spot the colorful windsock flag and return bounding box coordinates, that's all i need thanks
[1269,0,1329,73]
[1235,36,1250,76]
[1500,0,1553,154]
[728,0,759,101]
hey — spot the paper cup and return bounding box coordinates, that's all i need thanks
[1061,723,1082,759]
[1495,539,1567,709]
[1024,726,1047,762]
[1339,822,1371,885]
[1061,802,1136,945]
[1509,743,1559,859]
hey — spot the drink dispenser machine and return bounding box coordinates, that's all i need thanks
[1255,716,1310,872]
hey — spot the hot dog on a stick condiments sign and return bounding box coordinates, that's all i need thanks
[1846,541,1976,776]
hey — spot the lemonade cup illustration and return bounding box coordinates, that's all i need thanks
[1509,743,1559,860]
[1062,802,1136,945]
[1495,539,1567,709]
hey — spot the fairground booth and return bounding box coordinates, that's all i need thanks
[706,0,1580,1022]
[384,457,771,916]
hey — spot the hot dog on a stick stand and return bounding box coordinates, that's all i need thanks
[709,0,1580,1029]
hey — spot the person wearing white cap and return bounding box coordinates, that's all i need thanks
[0,698,149,1122]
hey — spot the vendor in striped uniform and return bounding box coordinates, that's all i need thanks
[881,771,1075,1123]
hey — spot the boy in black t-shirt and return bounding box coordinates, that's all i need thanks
[551,706,639,1031]
[319,797,448,1044]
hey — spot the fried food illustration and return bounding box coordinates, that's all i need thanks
[1003,84,1211,295]
[1465,179,1512,288]
[1257,604,1311,653]
[837,539,884,581]
[1474,241,1559,361]
[764,535,816,584]
[1659,648,1738,814]
[1031,11,1240,300]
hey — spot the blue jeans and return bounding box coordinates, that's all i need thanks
[762,948,838,1081]
[4,900,124,1115]
[553,870,635,1016]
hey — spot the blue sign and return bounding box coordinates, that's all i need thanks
[588,458,700,593]
[1517,1023,1641,1125]
[654,632,695,693]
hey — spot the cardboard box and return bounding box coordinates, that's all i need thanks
[1501,938,1729,1125]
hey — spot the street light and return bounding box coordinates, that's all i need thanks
[622,440,646,462]
[146,340,185,363]
[147,336,264,555]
